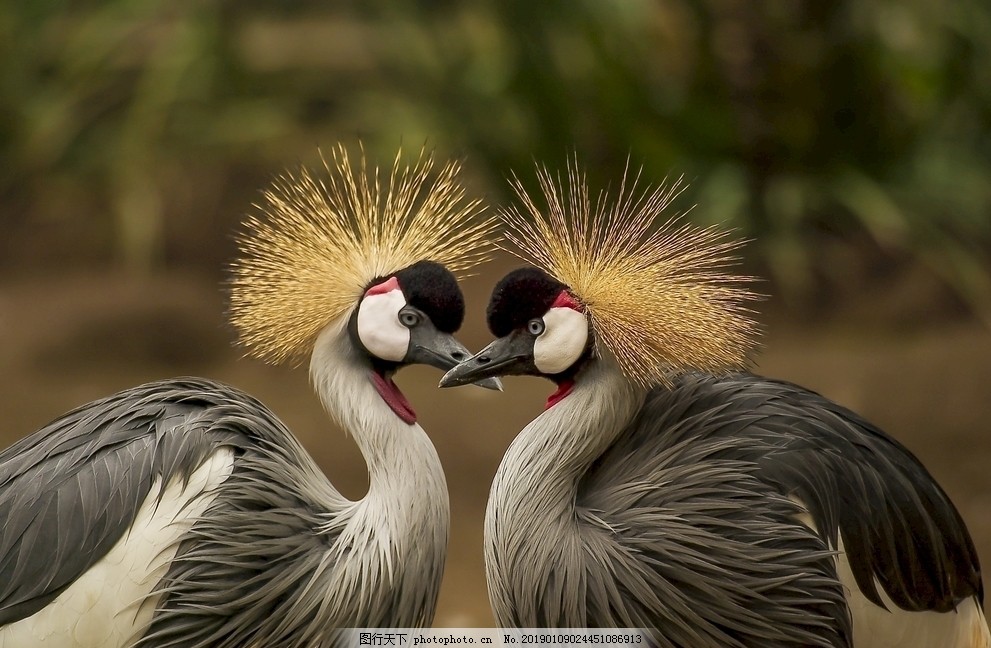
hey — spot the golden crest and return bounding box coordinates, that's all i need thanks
[500,158,760,386]
[230,145,494,364]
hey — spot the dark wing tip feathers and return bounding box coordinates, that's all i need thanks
[394,260,465,333]
[677,373,984,614]
[487,267,568,337]
[764,377,983,612]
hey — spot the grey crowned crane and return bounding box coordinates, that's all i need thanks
[441,162,990,647]
[0,146,496,647]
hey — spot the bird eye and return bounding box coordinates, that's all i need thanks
[527,318,545,335]
[400,311,421,328]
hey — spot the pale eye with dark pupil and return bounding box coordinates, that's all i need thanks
[527,318,545,335]
[400,312,420,327]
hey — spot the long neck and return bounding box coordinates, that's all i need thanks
[485,357,644,625]
[310,319,447,504]
[308,318,449,625]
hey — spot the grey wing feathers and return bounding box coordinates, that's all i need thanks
[578,390,852,648]
[0,378,266,625]
[138,445,345,647]
[138,388,353,647]
[576,371,981,646]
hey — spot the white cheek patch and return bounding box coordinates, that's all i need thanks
[356,288,410,362]
[533,307,588,374]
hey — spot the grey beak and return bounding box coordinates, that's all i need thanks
[440,334,533,388]
[475,376,504,391]
[405,328,503,391]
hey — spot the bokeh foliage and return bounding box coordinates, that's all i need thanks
[2,0,989,318]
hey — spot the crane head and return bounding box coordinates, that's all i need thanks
[351,259,501,422]
[442,156,761,392]
[350,259,483,372]
[228,144,496,367]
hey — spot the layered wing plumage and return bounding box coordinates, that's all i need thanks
[577,372,981,646]
[0,378,361,646]
[0,378,250,625]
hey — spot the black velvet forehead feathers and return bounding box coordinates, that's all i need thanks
[391,260,465,333]
[487,267,570,337]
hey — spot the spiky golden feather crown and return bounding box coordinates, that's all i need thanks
[229,145,495,365]
[500,159,760,387]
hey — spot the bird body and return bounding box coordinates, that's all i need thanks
[486,365,988,646]
[0,374,446,647]
[483,361,852,646]
[0,145,494,646]
[442,160,989,647]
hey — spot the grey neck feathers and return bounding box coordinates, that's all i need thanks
[308,317,450,627]
[490,356,644,513]
[484,356,644,625]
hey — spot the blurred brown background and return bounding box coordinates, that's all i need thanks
[1,0,990,626]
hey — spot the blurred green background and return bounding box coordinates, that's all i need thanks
[1,0,990,627]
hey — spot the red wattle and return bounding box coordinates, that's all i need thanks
[545,379,575,409]
[365,276,400,296]
[370,371,417,424]
[551,291,582,311]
